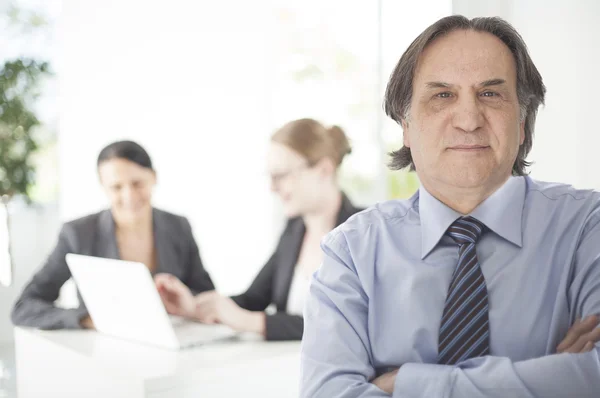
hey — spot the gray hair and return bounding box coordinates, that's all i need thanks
[384,15,546,176]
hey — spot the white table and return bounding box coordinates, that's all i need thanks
[14,327,301,398]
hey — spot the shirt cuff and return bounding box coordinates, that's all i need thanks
[393,363,454,398]
[62,307,89,329]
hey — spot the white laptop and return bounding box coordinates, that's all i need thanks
[65,253,237,350]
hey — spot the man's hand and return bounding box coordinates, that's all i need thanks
[79,315,95,329]
[154,273,197,318]
[557,315,600,353]
[371,368,399,394]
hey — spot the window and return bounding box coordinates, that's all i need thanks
[0,203,10,287]
[267,0,451,203]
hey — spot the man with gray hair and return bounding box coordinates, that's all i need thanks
[300,15,600,397]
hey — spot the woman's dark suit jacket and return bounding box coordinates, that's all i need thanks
[11,208,214,330]
[231,194,362,341]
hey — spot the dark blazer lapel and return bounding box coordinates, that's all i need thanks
[96,210,120,259]
[273,218,305,309]
[153,208,168,275]
[336,193,358,226]
[274,193,360,309]
[152,209,182,278]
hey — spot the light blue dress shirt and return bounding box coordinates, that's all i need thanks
[300,176,600,397]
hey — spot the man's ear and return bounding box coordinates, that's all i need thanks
[401,119,410,148]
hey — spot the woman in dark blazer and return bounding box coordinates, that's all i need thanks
[155,119,362,341]
[11,141,214,330]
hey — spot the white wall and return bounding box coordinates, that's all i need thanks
[452,0,511,19]
[510,0,600,190]
[58,1,280,295]
[453,0,600,190]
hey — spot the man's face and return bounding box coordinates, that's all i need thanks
[403,29,524,193]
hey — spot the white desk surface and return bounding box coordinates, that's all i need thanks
[14,327,301,398]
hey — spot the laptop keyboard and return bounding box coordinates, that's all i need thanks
[173,321,237,348]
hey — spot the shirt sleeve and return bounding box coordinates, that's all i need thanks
[300,232,393,397]
[11,225,89,329]
[264,312,304,341]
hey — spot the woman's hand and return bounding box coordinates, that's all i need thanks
[195,291,265,334]
[154,273,197,318]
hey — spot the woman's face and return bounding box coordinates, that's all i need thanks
[267,142,331,218]
[98,158,156,226]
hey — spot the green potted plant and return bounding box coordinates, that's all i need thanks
[0,59,49,287]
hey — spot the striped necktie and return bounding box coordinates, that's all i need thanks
[437,216,490,365]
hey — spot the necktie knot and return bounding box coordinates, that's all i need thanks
[447,216,485,245]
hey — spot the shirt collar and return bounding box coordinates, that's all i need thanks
[418,176,525,259]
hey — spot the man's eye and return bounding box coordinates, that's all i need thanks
[481,91,498,97]
[436,92,452,98]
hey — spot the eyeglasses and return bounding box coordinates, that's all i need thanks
[268,164,310,185]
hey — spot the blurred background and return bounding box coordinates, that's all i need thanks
[0,0,599,395]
